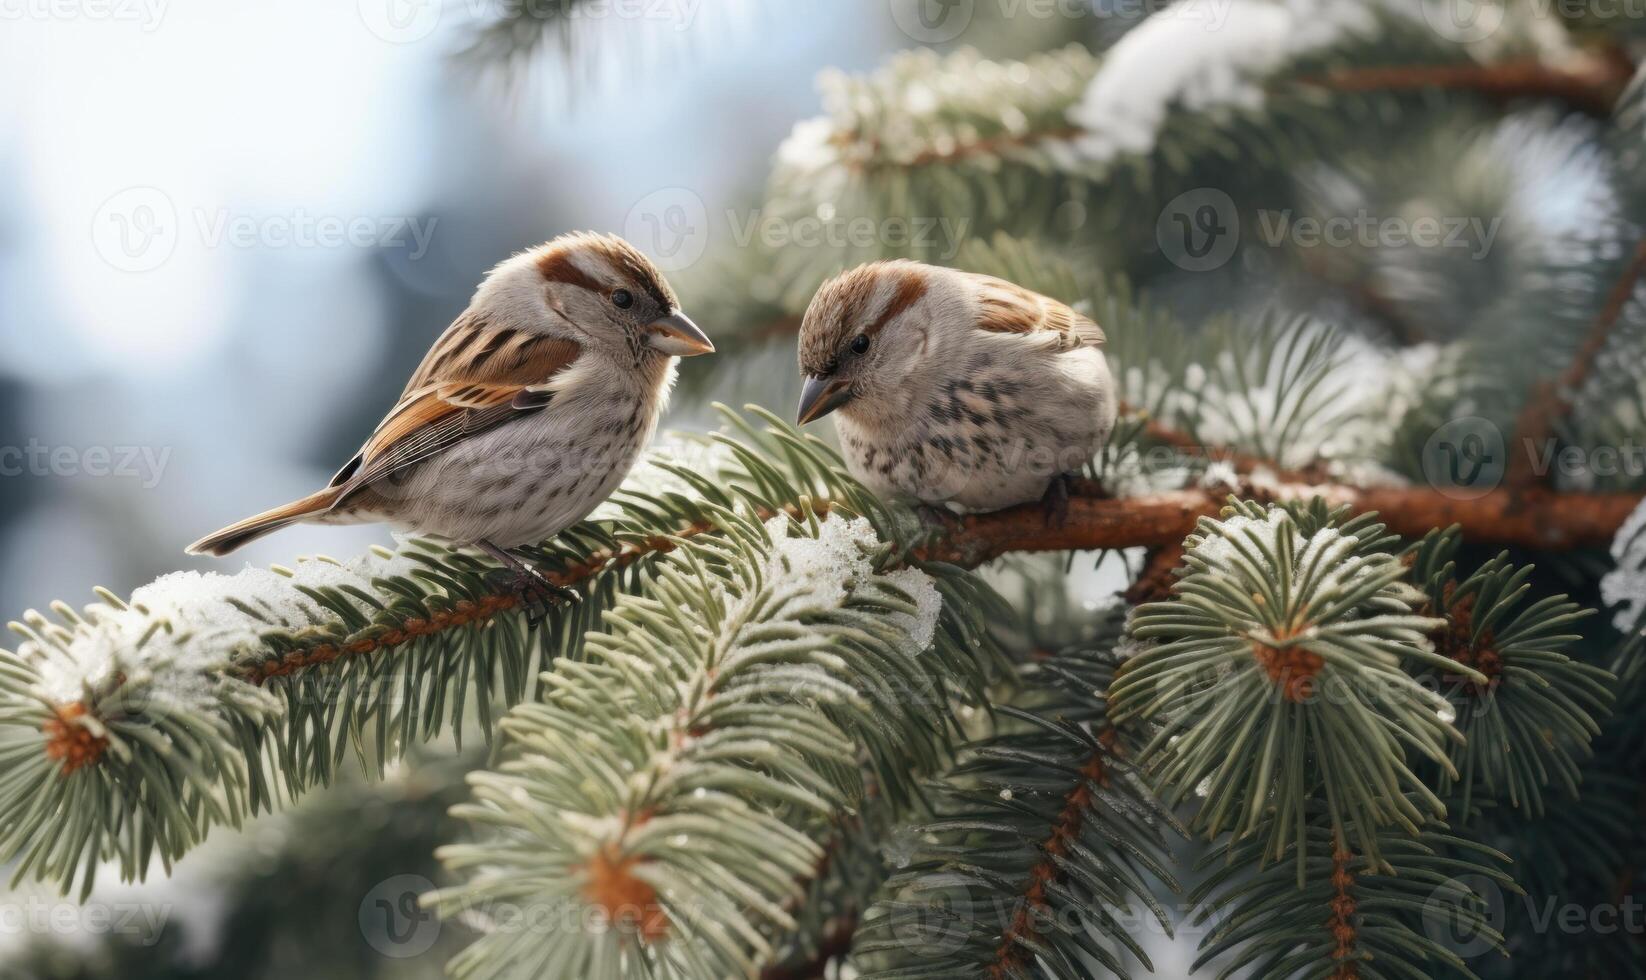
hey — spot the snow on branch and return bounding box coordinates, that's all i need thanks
[0,413,927,897]
[1113,499,1459,876]
[427,508,992,979]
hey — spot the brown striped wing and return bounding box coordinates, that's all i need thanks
[329,313,581,494]
[970,274,1105,350]
[401,310,582,393]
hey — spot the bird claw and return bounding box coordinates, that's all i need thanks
[487,565,576,627]
[1041,474,1073,530]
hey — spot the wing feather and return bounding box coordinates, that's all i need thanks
[330,314,582,497]
[969,274,1106,349]
[402,311,581,393]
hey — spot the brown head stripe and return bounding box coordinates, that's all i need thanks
[831,271,875,342]
[538,240,677,311]
[536,248,608,295]
[863,270,929,337]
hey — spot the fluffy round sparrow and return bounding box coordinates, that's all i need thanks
[189,232,713,604]
[796,260,1115,514]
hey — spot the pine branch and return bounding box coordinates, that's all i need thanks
[231,513,745,685]
[1506,233,1646,490]
[1114,500,1460,875]
[426,493,1002,977]
[760,16,1627,308]
[0,411,1009,899]
[225,461,1644,696]
[1408,528,1615,819]
[1189,812,1516,980]
[835,49,1631,179]
[6,409,1638,897]
[853,638,1179,979]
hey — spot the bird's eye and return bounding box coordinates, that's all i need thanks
[850,334,871,355]
[611,289,634,310]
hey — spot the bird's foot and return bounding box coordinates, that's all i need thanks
[914,503,953,533]
[476,541,576,627]
[488,565,575,627]
[1041,474,1073,529]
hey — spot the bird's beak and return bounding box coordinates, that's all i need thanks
[796,374,853,425]
[644,311,715,356]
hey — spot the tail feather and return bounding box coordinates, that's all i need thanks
[186,487,344,557]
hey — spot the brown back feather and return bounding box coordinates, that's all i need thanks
[334,315,582,495]
[970,273,1105,350]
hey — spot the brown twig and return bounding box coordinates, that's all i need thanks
[1299,47,1634,118]
[1327,846,1361,980]
[987,736,1114,977]
[235,517,745,683]
[1122,544,1186,605]
[1506,234,1646,491]
[914,484,1640,569]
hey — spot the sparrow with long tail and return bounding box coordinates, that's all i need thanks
[189,232,714,614]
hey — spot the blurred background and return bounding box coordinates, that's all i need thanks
[3,0,1644,977]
